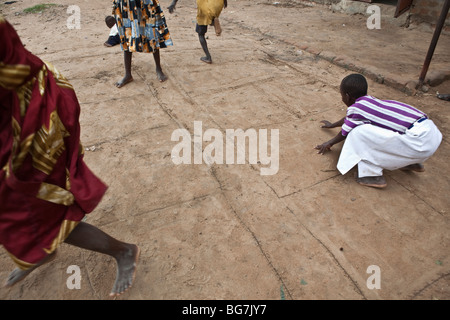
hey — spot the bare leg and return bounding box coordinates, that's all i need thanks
[64,222,140,297]
[116,51,133,88]
[153,49,167,82]
[213,17,222,36]
[198,33,212,64]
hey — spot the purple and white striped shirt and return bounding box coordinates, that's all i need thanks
[341,95,427,136]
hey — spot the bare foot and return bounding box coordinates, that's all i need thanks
[356,175,387,189]
[400,163,425,172]
[200,56,212,64]
[4,251,57,288]
[156,68,168,82]
[214,18,222,36]
[115,76,133,88]
[104,42,112,47]
[109,244,140,297]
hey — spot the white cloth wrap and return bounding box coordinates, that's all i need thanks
[337,119,442,177]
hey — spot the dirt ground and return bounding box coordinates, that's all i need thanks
[0,0,449,300]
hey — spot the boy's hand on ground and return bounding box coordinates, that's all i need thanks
[168,3,176,13]
[320,120,334,128]
[314,143,332,155]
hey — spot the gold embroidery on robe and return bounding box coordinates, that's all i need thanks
[6,252,36,270]
[0,62,31,90]
[11,134,34,174]
[16,79,34,117]
[45,62,74,91]
[10,118,35,174]
[65,168,71,191]
[36,65,47,96]
[36,182,74,206]
[44,220,79,254]
[30,110,70,175]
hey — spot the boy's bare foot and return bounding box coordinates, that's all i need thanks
[109,244,140,297]
[214,18,222,36]
[356,175,387,189]
[200,56,212,64]
[156,68,168,82]
[400,163,425,172]
[104,42,112,47]
[4,251,57,288]
[115,76,133,88]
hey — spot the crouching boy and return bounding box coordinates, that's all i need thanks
[315,74,442,188]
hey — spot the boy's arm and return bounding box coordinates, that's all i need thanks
[314,131,346,155]
[320,117,345,129]
[168,0,178,13]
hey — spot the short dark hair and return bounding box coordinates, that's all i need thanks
[340,74,368,99]
[105,16,116,28]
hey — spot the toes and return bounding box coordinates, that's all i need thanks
[115,78,133,88]
[157,73,167,82]
[110,275,134,297]
[110,285,130,297]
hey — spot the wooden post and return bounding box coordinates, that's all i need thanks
[417,0,450,88]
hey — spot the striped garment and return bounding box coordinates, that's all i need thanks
[341,95,427,136]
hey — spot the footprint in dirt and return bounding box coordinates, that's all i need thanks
[93,71,114,83]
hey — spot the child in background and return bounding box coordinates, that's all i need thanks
[112,0,172,86]
[104,15,120,47]
[168,0,227,64]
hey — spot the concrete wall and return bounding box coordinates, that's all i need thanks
[329,0,411,26]
[269,0,450,28]
[410,0,450,27]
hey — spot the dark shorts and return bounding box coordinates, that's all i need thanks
[106,34,121,46]
[195,24,208,35]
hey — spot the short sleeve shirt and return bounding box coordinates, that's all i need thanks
[341,95,427,136]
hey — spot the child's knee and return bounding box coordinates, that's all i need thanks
[195,24,207,35]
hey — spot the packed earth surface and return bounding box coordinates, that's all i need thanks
[0,0,449,300]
